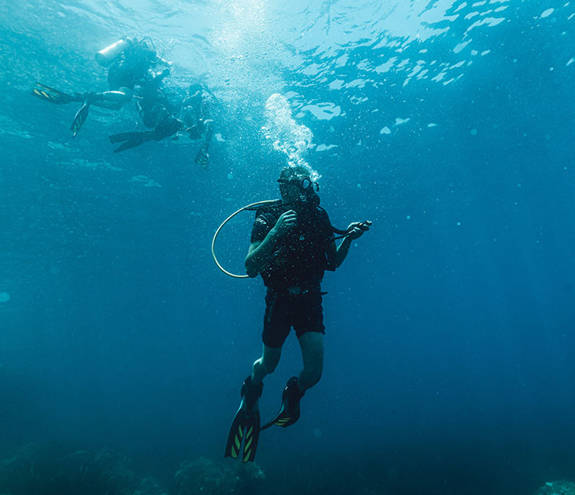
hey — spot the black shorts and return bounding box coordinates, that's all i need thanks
[263,289,325,348]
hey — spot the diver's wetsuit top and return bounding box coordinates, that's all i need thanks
[251,203,336,292]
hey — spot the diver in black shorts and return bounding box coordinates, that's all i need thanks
[110,83,215,165]
[225,165,371,462]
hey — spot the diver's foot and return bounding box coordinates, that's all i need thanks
[262,376,304,430]
[280,376,304,425]
[71,101,90,137]
[32,82,82,105]
[241,375,263,412]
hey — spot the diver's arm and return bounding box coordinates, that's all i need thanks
[327,221,371,268]
[327,237,352,269]
[245,210,297,277]
[245,238,277,277]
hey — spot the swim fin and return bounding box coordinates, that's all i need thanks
[32,82,81,104]
[261,377,304,430]
[195,146,209,168]
[71,101,90,137]
[225,376,263,463]
[109,131,149,152]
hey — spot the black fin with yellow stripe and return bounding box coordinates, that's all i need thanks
[225,407,260,462]
[109,130,150,152]
[224,376,262,463]
[261,376,304,430]
[32,82,81,105]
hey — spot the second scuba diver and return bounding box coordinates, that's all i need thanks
[33,39,215,166]
[225,165,371,462]
[33,37,167,136]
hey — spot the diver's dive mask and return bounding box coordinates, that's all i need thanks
[277,177,319,192]
[278,177,320,207]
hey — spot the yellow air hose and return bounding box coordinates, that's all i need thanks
[211,199,280,278]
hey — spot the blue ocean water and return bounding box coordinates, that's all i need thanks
[1,1,574,494]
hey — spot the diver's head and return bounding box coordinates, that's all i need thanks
[129,38,158,66]
[278,165,319,207]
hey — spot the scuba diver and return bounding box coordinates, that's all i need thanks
[224,165,371,462]
[32,37,168,136]
[109,83,215,167]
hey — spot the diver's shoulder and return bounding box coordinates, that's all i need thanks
[256,200,282,212]
[255,202,283,220]
[315,205,331,219]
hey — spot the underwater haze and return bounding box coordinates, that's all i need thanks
[1,0,575,494]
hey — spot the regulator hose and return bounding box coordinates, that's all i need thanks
[211,199,281,278]
[211,200,372,278]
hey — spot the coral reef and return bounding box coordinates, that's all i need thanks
[174,457,265,495]
[536,481,575,495]
[0,444,166,495]
[0,445,265,495]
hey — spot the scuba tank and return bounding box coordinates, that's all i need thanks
[95,38,131,67]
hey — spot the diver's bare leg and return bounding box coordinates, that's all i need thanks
[252,344,281,384]
[297,332,324,392]
[90,88,133,109]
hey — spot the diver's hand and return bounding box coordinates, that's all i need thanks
[346,220,372,240]
[272,210,297,237]
[195,147,209,168]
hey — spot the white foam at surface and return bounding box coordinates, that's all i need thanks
[466,17,505,34]
[346,79,368,89]
[300,102,342,120]
[329,80,345,90]
[432,72,447,82]
[375,57,397,73]
[454,39,472,53]
[417,68,430,79]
